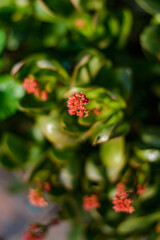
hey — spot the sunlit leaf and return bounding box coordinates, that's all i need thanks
[100,137,125,182]
[0,75,24,120]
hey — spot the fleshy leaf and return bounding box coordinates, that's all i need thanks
[100,137,125,182]
[135,0,160,15]
[118,212,160,234]
[141,25,160,59]
[0,75,24,120]
[2,133,29,168]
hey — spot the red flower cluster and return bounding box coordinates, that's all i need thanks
[28,189,48,208]
[23,77,48,101]
[67,92,89,117]
[112,182,134,214]
[24,224,44,240]
[93,108,100,116]
[137,184,146,195]
[36,181,51,192]
[116,182,126,194]
[83,195,100,211]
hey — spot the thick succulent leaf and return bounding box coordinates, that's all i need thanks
[0,154,18,170]
[117,9,133,48]
[69,224,84,240]
[1,133,29,168]
[48,147,76,163]
[113,68,132,99]
[11,57,70,112]
[135,0,160,15]
[138,186,157,201]
[0,75,24,120]
[37,113,88,149]
[33,0,62,23]
[134,147,160,162]
[85,159,104,182]
[24,145,46,182]
[91,111,124,145]
[71,50,108,87]
[81,0,105,11]
[140,127,160,149]
[61,112,89,135]
[100,137,125,182]
[71,13,95,38]
[117,212,160,235]
[78,112,97,127]
[12,56,70,84]
[0,29,6,54]
[140,25,160,58]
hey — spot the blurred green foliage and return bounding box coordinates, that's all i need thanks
[0,0,160,239]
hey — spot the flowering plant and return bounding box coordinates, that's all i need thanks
[0,0,160,239]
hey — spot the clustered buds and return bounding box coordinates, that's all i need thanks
[83,194,100,211]
[112,182,134,214]
[93,108,101,116]
[136,184,146,195]
[67,92,89,117]
[23,77,48,101]
[36,181,51,192]
[24,224,45,240]
[28,189,48,208]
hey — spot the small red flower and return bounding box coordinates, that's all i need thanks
[137,184,146,195]
[44,182,51,192]
[24,224,44,240]
[28,189,48,208]
[67,92,89,117]
[116,182,126,194]
[23,77,48,102]
[41,90,48,101]
[34,87,41,97]
[93,108,100,116]
[112,183,134,214]
[23,77,38,94]
[83,195,100,211]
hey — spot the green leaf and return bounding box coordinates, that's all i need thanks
[0,154,18,169]
[0,29,6,54]
[71,13,95,38]
[140,127,160,148]
[91,111,124,145]
[33,0,59,23]
[85,159,103,182]
[2,133,29,168]
[37,113,88,149]
[24,145,46,182]
[71,50,106,87]
[140,25,160,58]
[34,169,50,182]
[113,68,132,99]
[117,9,133,48]
[100,137,125,182]
[135,0,160,15]
[0,75,24,120]
[69,224,84,240]
[12,57,70,113]
[48,147,76,163]
[134,147,160,162]
[117,212,160,234]
[61,112,89,135]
